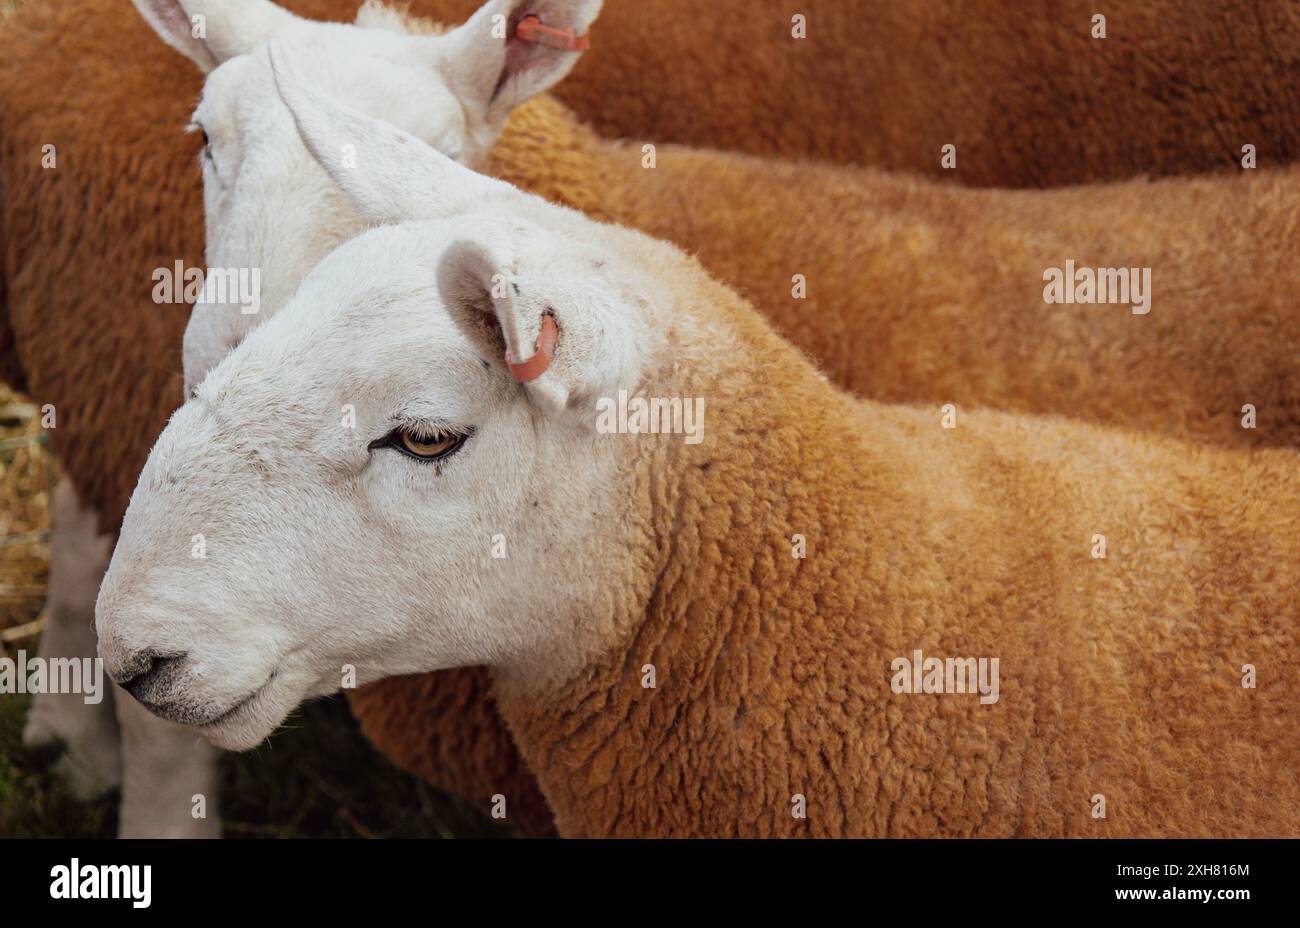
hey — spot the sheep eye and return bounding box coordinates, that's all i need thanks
[190,123,214,162]
[384,427,468,462]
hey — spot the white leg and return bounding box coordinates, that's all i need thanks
[113,687,222,838]
[22,480,120,799]
[22,480,223,836]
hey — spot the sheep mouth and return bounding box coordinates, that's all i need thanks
[194,672,276,731]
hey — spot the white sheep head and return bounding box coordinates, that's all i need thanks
[95,70,693,752]
[131,0,602,389]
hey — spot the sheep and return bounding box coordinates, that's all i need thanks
[7,0,1300,835]
[357,93,1300,819]
[21,0,1299,837]
[93,80,1300,837]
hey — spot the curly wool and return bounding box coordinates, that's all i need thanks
[493,265,1300,837]
[424,0,1300,184]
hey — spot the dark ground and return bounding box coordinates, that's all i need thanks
[0,691,507,838]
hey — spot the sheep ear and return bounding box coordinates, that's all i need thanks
[437,226,642,420]
[437,235,571,414]
[438,0,602,132]
[132,0,294,72]
[269,44,507,225]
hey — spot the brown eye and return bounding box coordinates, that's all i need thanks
[393,427,466,461]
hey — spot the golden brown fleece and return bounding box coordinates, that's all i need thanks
[428,0,1300,184]
[0,0,1297,833]
[489,254,1300,838]
[488,97,1300,448]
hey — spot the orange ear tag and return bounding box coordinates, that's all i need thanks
[515,15,590,51]
[507,312,558,383]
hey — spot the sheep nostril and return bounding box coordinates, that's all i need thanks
[117,652,188,700]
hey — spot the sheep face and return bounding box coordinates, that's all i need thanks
[131,0,602,388]
[96,94,673,748]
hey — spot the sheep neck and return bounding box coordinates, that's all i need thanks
[491,273,890,837]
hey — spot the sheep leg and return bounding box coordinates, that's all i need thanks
[112,687,222,837]
[21,480,121,800]
[22,481,221,836]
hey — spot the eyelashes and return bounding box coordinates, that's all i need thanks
[370,425,471,464]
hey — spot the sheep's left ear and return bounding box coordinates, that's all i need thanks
[436,230,633,417]
[437,0,602,132]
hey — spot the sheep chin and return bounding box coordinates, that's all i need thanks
[195,673,299,753]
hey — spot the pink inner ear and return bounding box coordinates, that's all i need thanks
[492,9,538,96]
[476,305,508,355]
[501,33,537,86]
[154,2,194,40]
